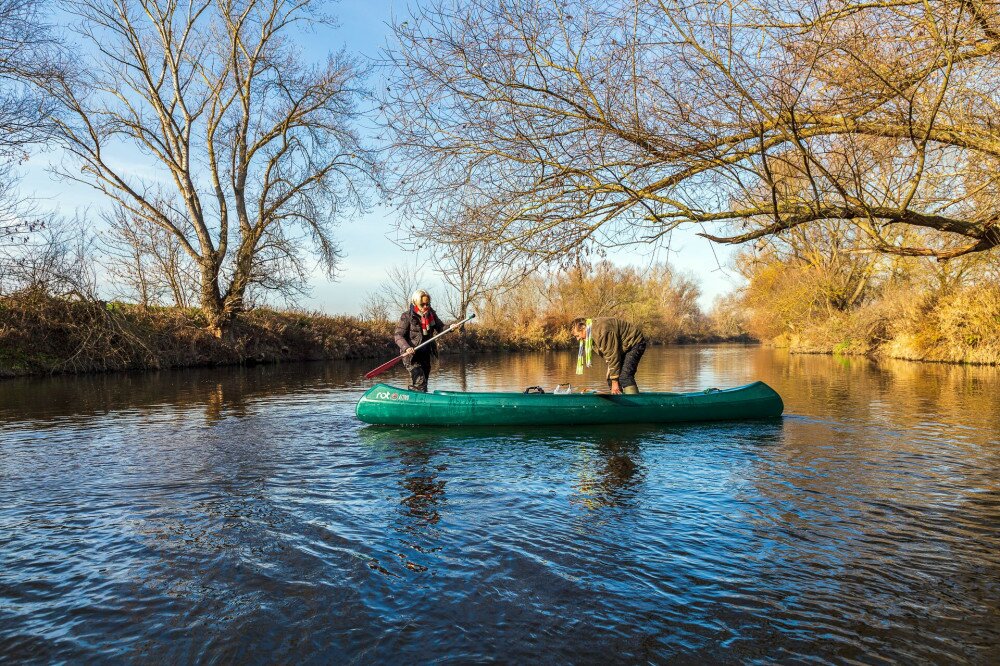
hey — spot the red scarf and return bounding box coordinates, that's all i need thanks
[414,305,436,335]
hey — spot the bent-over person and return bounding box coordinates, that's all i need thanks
[571,317,647,394]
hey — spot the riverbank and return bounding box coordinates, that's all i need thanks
[768,337,1000,365]
[762,285,1000,366]
[4,290,996,377]
[0,293,581,377]
[1,291,767,377]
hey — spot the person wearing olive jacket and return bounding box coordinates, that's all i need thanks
[570,317,648,394]
[394,289,446,392]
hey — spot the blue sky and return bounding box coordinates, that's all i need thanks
[23,0,740,315]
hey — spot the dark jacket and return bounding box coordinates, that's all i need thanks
[590,317,646,380]
[395,306,445,356]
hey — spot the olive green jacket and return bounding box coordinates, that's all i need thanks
[590,317,646,380]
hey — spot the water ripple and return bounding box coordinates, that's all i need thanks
[2,349,999,663]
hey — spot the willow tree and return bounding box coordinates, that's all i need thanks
[52,0,375,335]
[383,0,1000,263]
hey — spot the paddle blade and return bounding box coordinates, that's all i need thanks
[365,355,402,380]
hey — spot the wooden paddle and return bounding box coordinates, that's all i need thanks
[364,313,476,380]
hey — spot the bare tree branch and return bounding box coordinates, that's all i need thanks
[382,0,1000,262]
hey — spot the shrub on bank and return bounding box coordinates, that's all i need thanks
[758,285,1000,365]
[882,286,1000,364]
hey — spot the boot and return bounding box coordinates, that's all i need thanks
[623,385,639,395]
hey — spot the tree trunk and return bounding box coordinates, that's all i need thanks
[199,260,227,338]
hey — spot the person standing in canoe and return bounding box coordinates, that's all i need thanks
[395,290,445,392]
[571,317,647,394]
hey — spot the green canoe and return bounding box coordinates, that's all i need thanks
[355,382,784,426]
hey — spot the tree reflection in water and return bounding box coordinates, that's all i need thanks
[397,444,447,532]
[366,433,450,575]
[571,435,646,513]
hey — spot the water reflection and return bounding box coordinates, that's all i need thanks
[452,353,469,392]
[572,438,645,513]
[2,347,1000,663]
[397,446,447,530]
[354,429,450,577]
[5,346,1000,434]
[391,440,447,574]
[0,359,374,426]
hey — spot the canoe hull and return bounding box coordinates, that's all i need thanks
[355,382,784,426]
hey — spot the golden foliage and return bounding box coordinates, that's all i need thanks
[476,261,710,343]
[737,237,1000,363]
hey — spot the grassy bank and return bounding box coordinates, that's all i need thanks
[0,291,756,377]
[0,292,577,377]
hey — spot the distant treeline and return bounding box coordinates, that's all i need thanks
[460,261,750,347]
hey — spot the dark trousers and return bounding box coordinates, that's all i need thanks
[610,340,646,390]
[403,354,432,392]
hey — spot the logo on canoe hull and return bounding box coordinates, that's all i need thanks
[374,391,409,401]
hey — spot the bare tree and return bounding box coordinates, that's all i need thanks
[0,0,58,159]
[432,206,531,322]
[383,0,1000,265]
[0,214,98,299]
[360,260,426,323]
[0,171,40,253]
[547,261,646,319]
[358,292,392,323]
[102,204,200,308]
[50,0,376,335]
[738,219,886,312]
[707,293,750,339]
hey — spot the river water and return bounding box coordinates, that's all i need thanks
[1,346,998,663]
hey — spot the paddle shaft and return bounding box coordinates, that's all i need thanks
[364,313,476,379]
